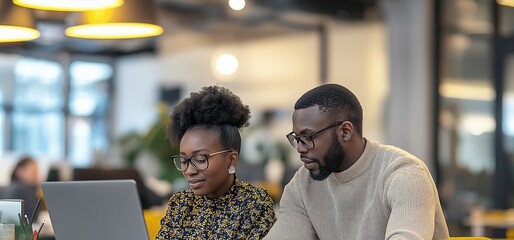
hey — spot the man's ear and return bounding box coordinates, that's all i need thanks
[341,121,353,142]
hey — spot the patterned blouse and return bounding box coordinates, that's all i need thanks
[156,178,276,240]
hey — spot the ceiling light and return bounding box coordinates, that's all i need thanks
[0,2,40,42]
[65,0,163,39]
[460,115,495,136]
[498,0,514,7]
[215,54,239,75]
[66,23,163,40]
[229,0,246,11]
[440,82,495,101]
[212,53,239,81]
[13,0,123,12]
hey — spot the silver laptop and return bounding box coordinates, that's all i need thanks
[42,180,149,240]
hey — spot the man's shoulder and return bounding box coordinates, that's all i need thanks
[371,141,429,169]
[367,141,435,188]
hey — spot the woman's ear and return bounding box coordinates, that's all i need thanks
[229,151,238,166]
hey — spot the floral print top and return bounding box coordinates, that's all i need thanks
[156,178,276,240]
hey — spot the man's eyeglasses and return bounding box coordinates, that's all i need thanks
[172,149,232,171]
[286,121,346,149]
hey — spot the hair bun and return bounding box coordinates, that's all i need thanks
[167,85,251,144]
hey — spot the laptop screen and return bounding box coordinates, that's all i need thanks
[42,180,149,240]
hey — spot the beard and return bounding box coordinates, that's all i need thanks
[310,132,345,181]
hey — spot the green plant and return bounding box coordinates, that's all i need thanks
[119,103,181,183]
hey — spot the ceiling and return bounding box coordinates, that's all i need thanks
[0,0,377,56]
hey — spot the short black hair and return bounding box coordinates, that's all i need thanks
[294,84,363,136]
[167,86,251,152]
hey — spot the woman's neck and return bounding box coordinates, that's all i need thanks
[206,174,236,199]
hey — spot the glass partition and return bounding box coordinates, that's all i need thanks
[437,0,514,236]
[503,55,514,207]
[437,0,495,234]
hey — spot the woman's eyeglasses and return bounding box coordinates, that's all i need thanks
[172,149,232,171]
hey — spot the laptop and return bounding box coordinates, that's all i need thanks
[41,180,149,240]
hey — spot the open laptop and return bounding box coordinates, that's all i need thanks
[41,180,149,240]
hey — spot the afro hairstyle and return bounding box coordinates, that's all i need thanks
[167,86,251,152]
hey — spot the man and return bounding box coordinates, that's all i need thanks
[264,84,449,239]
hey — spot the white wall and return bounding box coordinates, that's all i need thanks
[156,32,320,111]
[328,22,388,142]
[114,22,389,145]
[114,54,161,138]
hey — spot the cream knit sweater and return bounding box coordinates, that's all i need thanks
[264,139,449,240]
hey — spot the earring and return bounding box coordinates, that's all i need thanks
[228,165,236,174]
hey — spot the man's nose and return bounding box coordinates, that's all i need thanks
[296,143,309,154]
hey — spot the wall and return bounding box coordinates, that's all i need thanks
[328,22,388,142]
[114,22,389,146]
[114,55,161,138]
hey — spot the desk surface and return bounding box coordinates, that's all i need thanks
[466,208,514,237]
[467,209,514,228]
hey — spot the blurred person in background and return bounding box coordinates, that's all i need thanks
[9,156,40,220]
[264,84,449,239]
[242,110,289,183]
[156,86,276,239]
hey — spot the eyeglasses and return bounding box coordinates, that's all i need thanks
[172,149,232,172]
[286,121,345,149]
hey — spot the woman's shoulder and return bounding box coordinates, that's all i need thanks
[168,188,196,203]
[234,180,273,202]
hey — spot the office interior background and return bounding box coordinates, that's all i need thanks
[1,0,514,237]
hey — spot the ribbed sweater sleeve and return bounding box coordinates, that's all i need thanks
[384,165,437,239]
[263,171,317,240]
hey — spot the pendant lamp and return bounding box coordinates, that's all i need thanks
[0,1,40,42]
[65,0,163,40]
[13,0,123,12]
[498,0,514,7]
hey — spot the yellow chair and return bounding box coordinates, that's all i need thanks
[144,209,166,239]
[252,181,283,203]
[449,237,492,240]
[508,228,514,238]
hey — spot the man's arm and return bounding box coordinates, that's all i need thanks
[264,174,317,240]
[384,166,440,240]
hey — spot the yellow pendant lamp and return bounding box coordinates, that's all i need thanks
[498,0,514,7]
[13,0,123,12]
[65,0,163,39]
[0,1,40,42]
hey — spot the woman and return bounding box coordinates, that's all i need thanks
[156,86,276,239]
[10,156,40,220]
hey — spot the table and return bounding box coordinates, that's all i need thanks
[466,208,514,237]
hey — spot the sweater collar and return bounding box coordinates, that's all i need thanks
[330,138,378,183]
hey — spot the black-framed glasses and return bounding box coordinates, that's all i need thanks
[286,121,346,149]
[172,149,232,172]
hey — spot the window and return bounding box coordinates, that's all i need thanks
[68,61,112,166]
[12,58,64,158]
[0,55,112,166]
[435,0,514,236]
